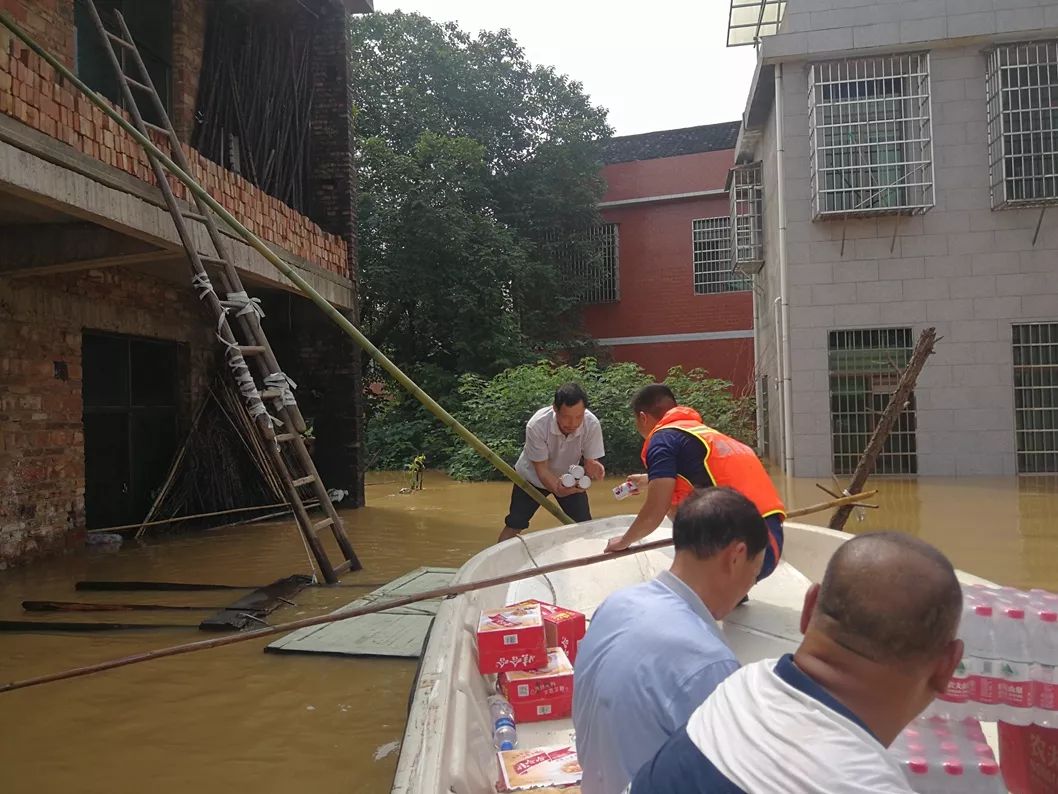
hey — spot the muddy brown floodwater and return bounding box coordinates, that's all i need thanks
[1,472,1057,793]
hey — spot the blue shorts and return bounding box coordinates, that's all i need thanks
[758,514,784,581]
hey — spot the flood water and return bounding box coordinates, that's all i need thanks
[1,472,1056,793]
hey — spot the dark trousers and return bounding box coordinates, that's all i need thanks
[503,483,592,531]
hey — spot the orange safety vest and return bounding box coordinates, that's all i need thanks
[641,406,786,521]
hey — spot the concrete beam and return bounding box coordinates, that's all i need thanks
[0,115,354,308]
[0,221,180,277]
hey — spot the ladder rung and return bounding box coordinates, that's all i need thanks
[259,388,282,400]
[125,77,153,93]
[106,31,134,50]
[183,211,208,223]
[237,345,267,356]
[144,121,170,137]
[275,433,298,443]
[292,476,316,488]
[200,255,227,265]
[314,518,334,532]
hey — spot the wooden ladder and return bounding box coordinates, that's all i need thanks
[83,1,361,583]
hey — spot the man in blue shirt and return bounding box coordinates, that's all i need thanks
[572,487,767,794]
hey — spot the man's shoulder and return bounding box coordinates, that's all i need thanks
[583,409,601,427]
[597,581,730,652]
[526,406,554,428]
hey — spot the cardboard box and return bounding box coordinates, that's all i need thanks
[500,647,574,704]
[509,600,587,663]
[509,694,573,724]
[477,603,548,675]
[997,722,1058,794]
[497,744,581,791]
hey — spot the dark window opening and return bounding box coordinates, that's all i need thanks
[82,332,181,529]
[75,0,173,127]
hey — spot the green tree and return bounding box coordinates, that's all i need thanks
[350,12,613,380]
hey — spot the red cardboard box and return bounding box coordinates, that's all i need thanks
[477,603,548,675]
[500,647,574,703]
[509,694,573,724]
[509,600,587,663]
[998,722,1058,794]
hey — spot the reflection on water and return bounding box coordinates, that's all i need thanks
[0,472,1055,793]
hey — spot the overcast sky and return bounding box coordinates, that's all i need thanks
[372,0,758,136]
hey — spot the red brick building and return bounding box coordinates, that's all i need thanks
[582,123,754,393]
[0,0,371,567]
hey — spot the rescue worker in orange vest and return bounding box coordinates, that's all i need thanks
[605,384,785,583]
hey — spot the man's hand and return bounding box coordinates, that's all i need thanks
[627,473,648,490]
[554,483,581,498]
[584,459,605,481]
[605,535,631,553]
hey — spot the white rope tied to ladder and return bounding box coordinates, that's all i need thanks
[223,290,265,319]
[264,371,298,408]
[224,350,267,420]
[191,272,215,301]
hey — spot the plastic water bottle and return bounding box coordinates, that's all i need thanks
[997,607,1033,725]
[937,602,972,721]
[966,604,1001,721]
[1033,608,1058,728]
[577,476,592,490]
[902,758,930,792]
[559,473,577,488]
[971,760,1004,794]
[488,694,517,751]
[568,464,585,479]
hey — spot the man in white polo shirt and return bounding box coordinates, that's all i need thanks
[497,383,605,543]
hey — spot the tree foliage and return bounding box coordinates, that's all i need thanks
[350,12,613,379]
[433,359,754,481]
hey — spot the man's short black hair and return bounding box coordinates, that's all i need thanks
[631,384,676,419]
[815,532,963,663]
[554,382,589,409]
[672,487,768,560]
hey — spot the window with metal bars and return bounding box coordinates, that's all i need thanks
[693,217,751,294]
[730,163,764,271]
[986,41,1058,209]
[552,224,619,304]
[809,54,934,218]
[1013,322,1058,474]
[828,328,918,475]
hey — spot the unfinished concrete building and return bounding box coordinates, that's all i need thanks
[0,0,372,568]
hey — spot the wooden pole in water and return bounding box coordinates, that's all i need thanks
[0,492,873,694]
[0,12,573,528]
[829,328,937,532]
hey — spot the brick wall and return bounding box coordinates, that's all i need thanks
[0,266,214,569]
[0,19,349,277]
[608,337,756,394]
[0,0,74,68]
[171,0,205,141]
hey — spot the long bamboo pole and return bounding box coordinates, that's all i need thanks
[0,492,874,694]
[0,13,573,528]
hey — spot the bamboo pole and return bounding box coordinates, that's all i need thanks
[829,328,937,531]
[86,500,318,534]
[0,492,873,694]
[0,12,572,528]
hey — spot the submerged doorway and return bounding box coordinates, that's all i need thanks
[82,332,181,529]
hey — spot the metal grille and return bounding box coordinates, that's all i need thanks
[730,162,764,270]
[727,0,787,47]
[809,54,935,218]
[1013,322,1058,473]
[693,217,750,294]
[828,328,918,476]
[553,224,619,304]
[986,41,1058,208]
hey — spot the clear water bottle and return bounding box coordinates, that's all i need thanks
[971,760,1004,794]
[903,758,930,793]
[488,694,518,751]
[997,607,1034,725]
[966,604,1001,721]
[1033,608,1058,728]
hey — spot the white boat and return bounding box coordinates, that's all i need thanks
[391,516,999,793]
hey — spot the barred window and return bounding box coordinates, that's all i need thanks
[986,42,1058,208]
[828,328,918,475]
[552,224,619,304]
[1013,322,1058,474]
[809,54,934,218]
[693,217,750,294]
[730,162,764,272]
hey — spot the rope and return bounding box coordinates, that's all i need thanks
[222,290,265,319]
[191,272,215,300]
[515,534,557,604]
[264,371,298,408]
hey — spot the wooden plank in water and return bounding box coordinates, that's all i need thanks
[22,600,221,612]
[265,567,457,658]
[0,620,193,633]
[76,580,258,592]
[198,574,313,632]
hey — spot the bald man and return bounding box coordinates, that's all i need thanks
[628,532,964,794]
